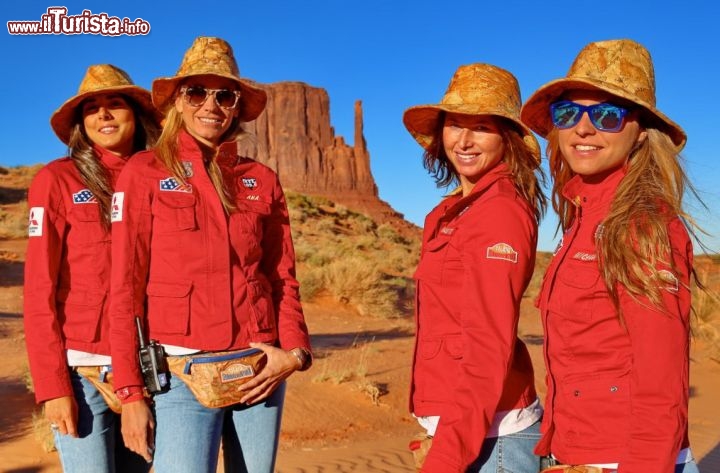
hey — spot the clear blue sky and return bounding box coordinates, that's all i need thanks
[2,0,719,252]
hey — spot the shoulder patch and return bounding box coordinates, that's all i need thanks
[72,189,97,204]
[111,192,124,223]
[486,242,518,263]
[28,207,44,237]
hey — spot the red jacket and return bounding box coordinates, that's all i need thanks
[109,131,310,389]
[411,163,540,472]
[535,167,692,473]
[24,147,128,403]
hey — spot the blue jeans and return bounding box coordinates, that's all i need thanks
[467,420,542,473]
[675,461,699,473]
[151,375,285,473]
[53,370,149,473]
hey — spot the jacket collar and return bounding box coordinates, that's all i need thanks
[440,162,511,217]
[562,165,627,213]
[177,130,238,168]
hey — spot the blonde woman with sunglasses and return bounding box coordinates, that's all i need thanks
[23,64,160,473]
[108,37,311,473]
[521,39,701,473]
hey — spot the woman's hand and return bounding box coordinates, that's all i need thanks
[239,342,301,404]
[120,399,155,463]
[44,395,78,437]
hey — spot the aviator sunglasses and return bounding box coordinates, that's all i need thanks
[550,100,629,132]
[180,86,241,109]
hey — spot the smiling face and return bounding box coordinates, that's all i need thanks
[442,113,505,196]
[175,75,239,147]
[81,93,136,157]
[557,90,647,182]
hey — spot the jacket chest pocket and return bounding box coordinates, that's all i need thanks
[548,258,601,322]
[232,200,271,237]
[152,193,197,233]
[414,234,460,284]
[69,205,109,243]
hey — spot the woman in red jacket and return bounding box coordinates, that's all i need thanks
[402,63,547,472]
[23,64,160,472]
[521,39,700,473]
[109,37,311,473]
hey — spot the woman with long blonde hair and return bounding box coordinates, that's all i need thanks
[108,37,311,473]
[521,39,701,473]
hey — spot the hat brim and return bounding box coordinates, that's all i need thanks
[521,78,686,149]
[50,85,161,145]
[152,73,267,122]
[403,103,541,164]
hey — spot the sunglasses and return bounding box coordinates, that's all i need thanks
[550,101,629,132]
[180,86,241,109]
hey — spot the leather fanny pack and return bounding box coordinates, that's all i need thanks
[541,466,612,473]
[75,366,122,414]
[167,348,267,408]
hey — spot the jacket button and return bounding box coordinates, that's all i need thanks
[610,386,618,392]
[574,390,580,397]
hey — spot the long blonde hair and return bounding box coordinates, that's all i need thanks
[154,94,247,214]
[547,127,700,312]
[68,96,159,228]
[423,114,547,222]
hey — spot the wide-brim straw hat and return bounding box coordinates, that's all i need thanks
[50,64,160,145]
[152,36,267,122]
[521,39,686,149]
[403,63,541,165]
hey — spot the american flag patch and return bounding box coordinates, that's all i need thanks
[486,242,518,263]
[28,207,44,237]
[73,189,97,204]
[242,177,257,189]
[159,177,192,193]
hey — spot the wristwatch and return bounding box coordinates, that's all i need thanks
[115,385,145,402]
[290,347,312,371]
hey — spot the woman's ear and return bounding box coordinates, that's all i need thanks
[175,93,184,114]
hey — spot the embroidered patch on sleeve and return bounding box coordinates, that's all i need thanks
[111,192,124,223]
[159,177,192,193]
[657,269,679,293]
[72,189,97,204]
[28,207,44,237]
[486,242,518,263]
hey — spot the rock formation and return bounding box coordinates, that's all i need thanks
[236,81,413,231]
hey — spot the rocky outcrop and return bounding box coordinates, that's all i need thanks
[236,81,415,233]
[236,81,377,197]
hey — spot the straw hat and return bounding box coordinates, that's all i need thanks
[403,63,540,164]
[152,36,267,122]
[50,64,159,145]
[521,39,686,149]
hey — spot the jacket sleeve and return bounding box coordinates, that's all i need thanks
[618,218,692,473]
[259,174,310,352]
[23,167,72,403]
[109,164,152,389]
[421,194,538,472]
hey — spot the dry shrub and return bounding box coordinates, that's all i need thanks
[692,257,720,361]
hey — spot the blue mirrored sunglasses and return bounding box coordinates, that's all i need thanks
[550,101,629,132]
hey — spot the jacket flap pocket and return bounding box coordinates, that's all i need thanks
[147,280,192,298]
[156,192,196,208]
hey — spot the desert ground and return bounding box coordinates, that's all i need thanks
[1,235,719,472]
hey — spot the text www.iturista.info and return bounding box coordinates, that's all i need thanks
[7,7,150,36]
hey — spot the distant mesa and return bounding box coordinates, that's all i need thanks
[237,81,414,231]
